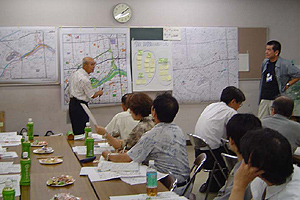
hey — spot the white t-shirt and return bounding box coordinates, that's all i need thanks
[194,102,237,150]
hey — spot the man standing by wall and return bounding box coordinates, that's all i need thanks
[68,57,103,134]
[258,40,300,119]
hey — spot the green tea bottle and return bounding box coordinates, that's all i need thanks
[21,136,30,159]
[2,179,15,200]
[86,132,94,158]
[20,152,31,186]
[84,122,91,145]
[26,118,34,141]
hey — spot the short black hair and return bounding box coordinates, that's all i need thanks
[267,40,281,56]
[226,114,262,153]
[152,93,179,123]
[128,93,152,117]
[240,128,294,185]
[272,96,294,118]
[220,86,245,104]
[121,93,132,109]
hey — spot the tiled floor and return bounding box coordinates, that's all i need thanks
[186,145,218,200]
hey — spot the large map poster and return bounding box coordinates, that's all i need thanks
[0,27,57,84]
[132,40,173,91]
[172,27,239,103]
[60,28,131,109]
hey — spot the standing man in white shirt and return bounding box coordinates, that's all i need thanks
[105,93,139,139]
[68,57,103,135]
[194,86,245,193]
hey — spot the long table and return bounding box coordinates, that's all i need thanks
[68,139,168,200]
[3,136,167,200]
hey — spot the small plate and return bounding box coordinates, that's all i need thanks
[39,158,63,165]
[31,141,48,147]
[33,147,54,154]
[46,175,75,187]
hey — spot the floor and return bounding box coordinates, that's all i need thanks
[186,145,218,200]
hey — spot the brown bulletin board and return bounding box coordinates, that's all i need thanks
[238,28,267,79]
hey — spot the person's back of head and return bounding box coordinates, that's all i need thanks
[267,40,281,56]
[226,113,262,154]
[240,128,294,185]
[220,86,245,105]
[152,93,179,123]
[121,93,132,111]
[272,96,294,118]
[128,92,152,117]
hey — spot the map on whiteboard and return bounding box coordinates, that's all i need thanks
[132,41,172,91]
[172,27,239,103]
[0,27,57,84]
[60,28,131,108]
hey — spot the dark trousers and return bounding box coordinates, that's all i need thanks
[69,97,89,135]
[195,146,227,192]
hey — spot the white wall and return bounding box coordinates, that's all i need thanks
[0,0,299,134]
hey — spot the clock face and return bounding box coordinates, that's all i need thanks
[113,3,132,23]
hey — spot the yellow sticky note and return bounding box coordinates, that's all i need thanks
[141,79,146,84]
[164,64,169,70]
[137,65,142,70]
[138,72,144,78]
[145,68,150,73]
[148,73,153,78]
[137,56,142,61]
[138,50,143,55]
[136,80,141,85]
[137,60,142,65]
[150,68,155,73]
[160,66,165,71]
[147,53,152,58]
[159,71,164,76]
[150,64,155,68]
[166,75,172,81]
[151,59,155,64]
[144,63,149,68]
[144,58,150,63]
[158,58,164,63]
[161,76,166,81]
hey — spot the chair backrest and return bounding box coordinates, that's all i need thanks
[188,133,209,150]
[221,153,238,172]
[160,173,177,192]
[182,153,207,197]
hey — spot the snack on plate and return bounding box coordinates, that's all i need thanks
[39,157,63,165]
[33,147,54,154]
[50,193,81,200]
[47,175,75,187]
[31,140,48,147]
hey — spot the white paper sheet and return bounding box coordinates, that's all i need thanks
[80,103,98,126]
[0,152,18,159]
[98,161,139,172]
[110,191,188,200]
[72,145,114,155]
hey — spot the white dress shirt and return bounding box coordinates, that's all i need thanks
[68,68,94,102]
[194,102,237,150]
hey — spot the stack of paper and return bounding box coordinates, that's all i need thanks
[74,133,105,142]
[0,162,20,174]
[0,132,22,146]
[110,191,188,200]
[72,145,114,155]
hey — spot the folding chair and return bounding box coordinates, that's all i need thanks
[221,153,238,172]
[182,153,207,198]
[220,138,230,154]
[160,173,177,192]
[188,133,228,200]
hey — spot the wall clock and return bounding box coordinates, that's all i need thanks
[113,3,132,23]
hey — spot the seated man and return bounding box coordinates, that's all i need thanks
[229,128,300,200]
[105,93,139,139]
[101,93,190,195]
[214,114,262,200]
[194,86,245,192]
[261,95,300,152]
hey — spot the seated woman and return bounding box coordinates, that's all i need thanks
[95,92,155,150]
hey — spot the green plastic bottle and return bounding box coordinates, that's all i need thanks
[2,179,15,200]
[20,152,31,186]
[20,132,27,144]
[21,136,31,159]
[86,132,94,158]
[26,118,34,141]
[84,122,92,145]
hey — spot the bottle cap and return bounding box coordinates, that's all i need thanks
[28,118,32,122]
[86,122,90,127]
[5,179,13,188]
[149,160,154,165]
[88,132,92,137]
[23,132,27,136]
[22,152,28,158]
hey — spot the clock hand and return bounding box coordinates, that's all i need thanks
[121,8,129,14]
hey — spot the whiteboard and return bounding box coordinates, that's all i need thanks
[172,27,239,103]
[132,40,173,91]
[60,27,132,109]
[0,27,58,84]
